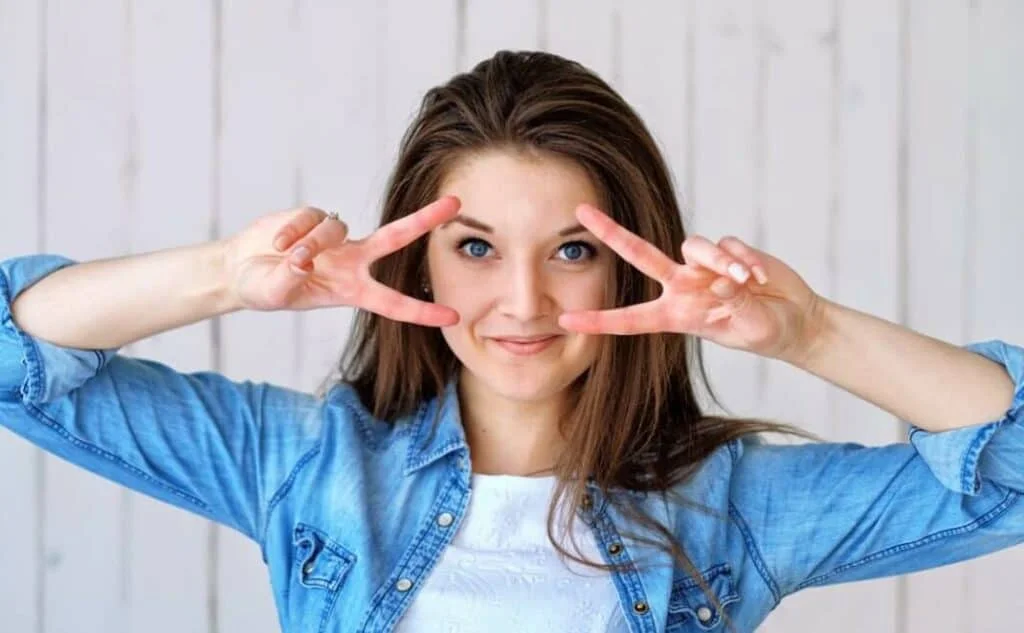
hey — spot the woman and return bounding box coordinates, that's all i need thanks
[2,51,1022,633]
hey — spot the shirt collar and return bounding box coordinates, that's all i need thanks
[403,375,469,476]
[401,374,649,503]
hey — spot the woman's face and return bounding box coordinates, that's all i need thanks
[426,150,615,403]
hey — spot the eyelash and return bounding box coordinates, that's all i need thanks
[455,237,598,264]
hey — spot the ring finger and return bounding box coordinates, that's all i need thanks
[286,213,350,271]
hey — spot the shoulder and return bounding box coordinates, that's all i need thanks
[317,381,423,453]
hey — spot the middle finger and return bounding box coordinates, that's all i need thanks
[356,278,460,327]
[362,195,461,261]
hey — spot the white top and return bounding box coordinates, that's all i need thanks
[394,472,628,632]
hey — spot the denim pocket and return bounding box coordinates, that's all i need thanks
[665,563,741,632]
[293,522,356,592]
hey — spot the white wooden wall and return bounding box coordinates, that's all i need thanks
[1,1,1022,631]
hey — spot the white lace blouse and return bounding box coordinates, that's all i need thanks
[394,472,627,632]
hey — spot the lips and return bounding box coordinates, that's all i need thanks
[489,335,561,356]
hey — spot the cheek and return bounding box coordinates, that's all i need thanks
[561,269,612,310]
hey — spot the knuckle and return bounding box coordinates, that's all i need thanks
[297,236,321,253]
[719,236,746,254]
[300,205,327,217]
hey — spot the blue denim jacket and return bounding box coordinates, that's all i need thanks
[3,253,1024,633]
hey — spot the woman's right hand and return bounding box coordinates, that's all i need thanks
[223,196,461,327]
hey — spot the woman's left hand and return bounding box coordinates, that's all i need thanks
[557,204,827,362]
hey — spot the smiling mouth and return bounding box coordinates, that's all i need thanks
[489,335,561,356]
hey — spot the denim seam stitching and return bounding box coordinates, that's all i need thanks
[793,488,1020,591]
[336,396,396,451]
[24,401,209,510]
[960,421,1001,493]
[260,441,323,560]
[727,500,781,606]
[1,271,46,403]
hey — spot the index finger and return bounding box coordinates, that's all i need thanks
[575,204,678,283]
[356,278,461,328]
[558,300,668,335]
[362,196,461,261]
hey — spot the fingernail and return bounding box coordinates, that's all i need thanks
[752,265,768,285]
[728,262,750,284]
[291,245,309,263]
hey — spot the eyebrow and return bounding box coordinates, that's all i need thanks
[441,215,589,237]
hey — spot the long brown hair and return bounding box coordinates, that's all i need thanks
[326,50,816,626]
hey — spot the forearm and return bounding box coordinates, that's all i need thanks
[784,298,1016,432]
[9,240,240,350]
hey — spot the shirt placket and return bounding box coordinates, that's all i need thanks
[579,482,659,633]
[358,454,472,632]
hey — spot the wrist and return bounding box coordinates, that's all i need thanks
[777,293,836,370]
[205,238,245,315]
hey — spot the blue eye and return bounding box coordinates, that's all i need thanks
[457,238,492,258]
[557,241,596,262]
[455,237,597,263]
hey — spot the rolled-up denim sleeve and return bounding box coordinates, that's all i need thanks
[908,339,1024,495]
[0,254,119,402]
[0,254,325,546]
[728,339,1024,604]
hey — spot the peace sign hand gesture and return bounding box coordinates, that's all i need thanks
[224,196,461,327]
[557,204,825,361]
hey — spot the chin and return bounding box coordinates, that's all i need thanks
[466,354,592,404]
[481,369,571,402]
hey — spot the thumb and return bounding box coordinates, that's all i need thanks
[260,257,312,308]
[704,275,753,324]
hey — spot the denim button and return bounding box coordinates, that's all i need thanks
[633,600,648,614]
[607,542,622,555]
[697,606,713,622]
[396,578,413,592]
[437,512,454,527]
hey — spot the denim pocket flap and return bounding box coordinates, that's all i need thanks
[293,523,355,592]
[666,563,740,631]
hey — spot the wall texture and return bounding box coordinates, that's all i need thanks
[1,1,1021,631]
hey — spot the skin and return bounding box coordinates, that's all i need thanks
[425,150,616,476]
[265,143,1013,469]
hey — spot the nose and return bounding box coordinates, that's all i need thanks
[497,262,551,321]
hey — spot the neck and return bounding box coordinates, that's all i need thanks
[457,368,569,477]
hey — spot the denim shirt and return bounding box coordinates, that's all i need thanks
[2,253,1024,633]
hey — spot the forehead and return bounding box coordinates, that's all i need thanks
[438,149,603,228]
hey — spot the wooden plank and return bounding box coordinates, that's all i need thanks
[753,1,844,631]
[380,0,459,173]
[618,0,690,220]
[463,0,541,71]
[956,0,1024,630]
[542,0,616,84]
[0,1,43,631]
[691,0,760,419]
[901,1,974,631]
[122,3,214,632]
[217,1,301,632]
[41,1,131,631]
[818,1,903,630]
[294,3,379,395]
